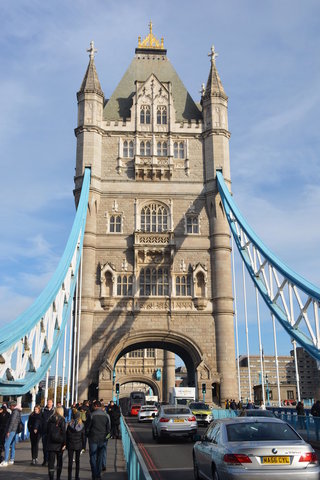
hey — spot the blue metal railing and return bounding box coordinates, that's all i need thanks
[120,416,152,480]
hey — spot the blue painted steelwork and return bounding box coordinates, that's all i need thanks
[0,168,91,395]
[216,171,320,360]
[120,416,152,480]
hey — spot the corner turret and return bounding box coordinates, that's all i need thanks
[75,41,104,179]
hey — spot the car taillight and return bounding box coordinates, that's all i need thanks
[188,416,196,422]
[224,454,252,464]
[159,417,170,422]
[299,452,318,464]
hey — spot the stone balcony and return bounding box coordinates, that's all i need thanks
[134,155,174,180]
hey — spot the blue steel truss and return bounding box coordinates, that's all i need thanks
[217,171,320,361]
[0,168,91,395]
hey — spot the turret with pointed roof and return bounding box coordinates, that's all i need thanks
[78,41,104,98]
[75,41,104,180]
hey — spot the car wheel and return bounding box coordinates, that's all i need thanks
[193,453,201,480]
[212,465,219,480]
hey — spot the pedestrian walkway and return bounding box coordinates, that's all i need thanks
[1,437,128,480]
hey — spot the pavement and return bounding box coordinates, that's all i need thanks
[1,437,128,480]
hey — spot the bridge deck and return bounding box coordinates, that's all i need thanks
[2,437,127,480]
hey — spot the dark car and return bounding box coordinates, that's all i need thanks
[239,409,276,417]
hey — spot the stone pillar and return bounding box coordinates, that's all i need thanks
[163,350,176,402]
[212,192,237,403]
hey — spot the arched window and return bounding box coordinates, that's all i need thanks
[140,140,151,156]
[117,275,133,296]
[123,140,134,158]
[157,141,167,156]
[129,140,134,157]
[176,275,191,296]
[186,215,199,234]
[141,203,168,232]
[110,215,122,233]
[123,140,128,157]
[156,106,167,125]
[174,141,185,159]
[140,105,151,124]
[139,267,169,296]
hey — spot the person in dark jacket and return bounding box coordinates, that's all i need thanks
[87,401,111,480]
[311,400,320,440]
[66,410,85,480]
[41,399,55,466]
[47,406,66,480]
[0,401,22,467]
[0,405,10,462]
[107,401,121,439]
[28,404,42,465]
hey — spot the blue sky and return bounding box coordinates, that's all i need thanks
[0,0,319,361]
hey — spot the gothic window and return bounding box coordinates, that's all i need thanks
[123,140,134,158]
[139,267,169,296]
[117,275,133,296]
[110,215,122,233]
[141,203,168,232]
[176,275,191,296]
[140,140,151,156]
[157,141,167,156]
[146,348,155,358]
[186,215,199,234]
[128,349,144,358]
[174,141,185,159]
[156,106,167,125]
[140,105,151,124]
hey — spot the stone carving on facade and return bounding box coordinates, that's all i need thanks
[192,263,208,311]
[100,262,116,310]
[99,360,113,382]
[198,361,211,380]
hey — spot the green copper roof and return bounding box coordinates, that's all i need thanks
[103,54,202,122]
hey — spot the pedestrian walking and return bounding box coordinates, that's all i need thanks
[41,398,55,466]
[66,410,85,480]
[107,401,121,439]
[296,401,306,430]
[0,405,10,463]
[27,404,42,465]
[87,400,111,480]
[47,406,66,480]
[311,399,320,440]
[0,401,22,467]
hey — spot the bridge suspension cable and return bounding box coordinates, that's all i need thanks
[0,168,91,397]
[217,170,320,363]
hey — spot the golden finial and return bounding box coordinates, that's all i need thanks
[137,21,165,50]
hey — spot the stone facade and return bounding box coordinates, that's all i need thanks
[74,29,237,404]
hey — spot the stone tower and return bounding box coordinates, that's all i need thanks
[74,26,237,404]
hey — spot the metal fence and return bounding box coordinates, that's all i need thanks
[212,407,320,444]
[120,416,152,480]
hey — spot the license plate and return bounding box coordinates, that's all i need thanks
[173,419,184,423]
[262,456,290,464]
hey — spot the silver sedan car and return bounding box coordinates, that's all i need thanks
[193,417,320,479]
[152,405,197,441]
[138,404,158,422]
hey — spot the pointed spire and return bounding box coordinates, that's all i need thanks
[78,41,104,97]
[204,45,227,100]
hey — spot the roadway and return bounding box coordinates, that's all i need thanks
[126,416,320,480]
[126,416,207,480]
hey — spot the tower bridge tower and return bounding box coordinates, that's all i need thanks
[74,26,236,404]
